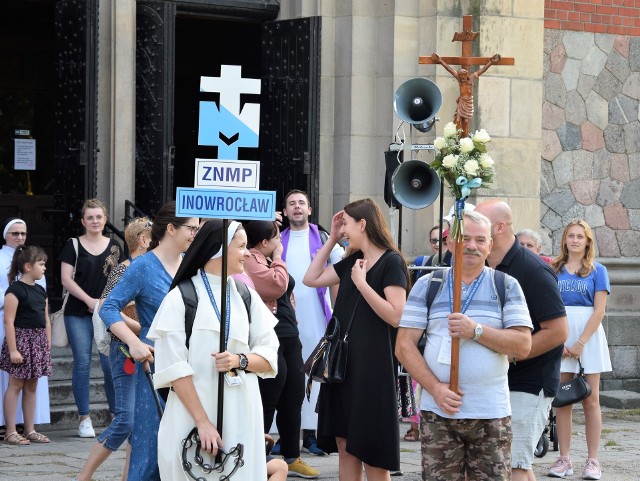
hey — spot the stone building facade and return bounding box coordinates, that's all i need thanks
[1,0,637,390]
[95,0,640,390]
[539,1,640,393]
[541,20,640,257]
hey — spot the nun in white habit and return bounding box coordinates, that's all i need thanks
[148,220,279,480]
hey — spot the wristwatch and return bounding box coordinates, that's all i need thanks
[472,324,484,341]
[237,353,249,370]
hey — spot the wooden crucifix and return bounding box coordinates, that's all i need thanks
[420,15,514,137]
[420,15,514,395]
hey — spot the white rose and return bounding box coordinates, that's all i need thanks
[474,129,491,143]
[459,137,474,153]
[480,153,494,168]
[443,122,457,138]
[464,159,479,175]
[442,154,458,168]
[434,137,447,150]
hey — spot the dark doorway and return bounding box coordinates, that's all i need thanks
[0,0,56,198]
[0,0,57,291]
[173,16,262,191]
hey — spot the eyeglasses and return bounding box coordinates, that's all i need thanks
[182,225,199,234]
[8,232,27,237]
[429,238,439,244]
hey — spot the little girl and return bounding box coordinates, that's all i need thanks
[0,246,52,445]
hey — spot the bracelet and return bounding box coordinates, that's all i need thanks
[577,339,586,347]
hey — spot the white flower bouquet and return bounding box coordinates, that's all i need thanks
[431,122,495,238]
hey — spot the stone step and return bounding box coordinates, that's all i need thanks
[48,379,112,407]
[43,403,112,432]
[49,355,107,382]
[47,346,111,430]
[600,390,640,409]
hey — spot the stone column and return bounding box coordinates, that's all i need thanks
[106,0,136,229]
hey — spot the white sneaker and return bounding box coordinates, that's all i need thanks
[78,417,95,438]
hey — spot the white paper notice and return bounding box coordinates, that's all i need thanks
[15,138,36,170]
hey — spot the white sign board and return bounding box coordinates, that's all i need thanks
[14,138,36,170]
[194,159,260,190]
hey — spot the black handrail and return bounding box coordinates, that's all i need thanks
[124,200,149,226]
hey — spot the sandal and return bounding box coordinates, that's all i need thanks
[26,431,50,443]
[5,431,30,445]
[403,427,420,442]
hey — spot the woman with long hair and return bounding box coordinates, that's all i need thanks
[98,202,198,481]
[148,220,279,480]
[303,198,409,481]
[548,219,611,480]
[73,217,152,481]
[58,199,123,437]
[242,220,318,477]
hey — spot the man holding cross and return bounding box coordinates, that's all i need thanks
[396,211,532,481]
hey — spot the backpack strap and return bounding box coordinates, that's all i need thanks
[179,278,254,350]
[177,279,198,350]
[426,269,446,310]
[417,269,446,354]
[234,279,252,323]
[492,269,507,309]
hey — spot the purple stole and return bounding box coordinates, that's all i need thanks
[281,224,333,324]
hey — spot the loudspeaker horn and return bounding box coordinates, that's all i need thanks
[393,78,442,132]
[391,159,441,210]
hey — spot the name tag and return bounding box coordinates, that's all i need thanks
[437,336,452,365]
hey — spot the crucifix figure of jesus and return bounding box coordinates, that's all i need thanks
[431,52,501,137]
[420,15,514,137]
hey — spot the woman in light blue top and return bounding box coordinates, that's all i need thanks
[98,202,198,481]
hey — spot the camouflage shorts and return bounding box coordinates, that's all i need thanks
[420,411,512,481]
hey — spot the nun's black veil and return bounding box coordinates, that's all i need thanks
[170,219,224,290]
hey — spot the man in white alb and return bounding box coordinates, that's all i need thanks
[280,190,344,456]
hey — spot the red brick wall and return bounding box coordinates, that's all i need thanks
[545,0,640,35]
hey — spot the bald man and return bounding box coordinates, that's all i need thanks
[475,200,568,481]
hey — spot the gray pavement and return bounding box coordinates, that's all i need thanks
[0,407,638,480]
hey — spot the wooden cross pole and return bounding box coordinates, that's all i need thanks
[419,15,514,395]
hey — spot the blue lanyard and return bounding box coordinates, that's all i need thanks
[448,268,485,314]
[200,270,231,349]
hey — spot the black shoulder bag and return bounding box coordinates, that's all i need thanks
[302,297,360,401]
[552,358,592,408]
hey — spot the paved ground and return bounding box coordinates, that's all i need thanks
[0,407,638,480]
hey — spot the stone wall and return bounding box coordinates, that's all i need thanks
[541,29,640,256]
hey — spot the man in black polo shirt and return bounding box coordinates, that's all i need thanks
[475,200,567,481]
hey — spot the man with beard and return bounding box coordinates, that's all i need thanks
[277,190,344,456]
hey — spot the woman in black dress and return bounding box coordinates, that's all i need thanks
[303,198,409,481]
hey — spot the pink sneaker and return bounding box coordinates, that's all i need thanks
[548,456,573,478]
[582,458,602,480]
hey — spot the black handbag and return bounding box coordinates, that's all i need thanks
[302,298,359,401]
[552,358,592,408]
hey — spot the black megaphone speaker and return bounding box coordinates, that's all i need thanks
[393,78,442,132]
[391,159,441,210]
